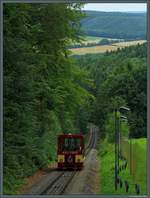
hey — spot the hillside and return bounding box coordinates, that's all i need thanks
[81,11,146,39]
[75,43,147,138]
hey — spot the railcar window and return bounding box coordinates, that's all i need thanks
[62,138,81,151]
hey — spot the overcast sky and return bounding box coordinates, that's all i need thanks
[82,3,147,12]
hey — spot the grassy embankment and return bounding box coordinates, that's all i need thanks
[98,138,147,195]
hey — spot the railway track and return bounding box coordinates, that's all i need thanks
[25,125,97,195]
[85,125,97,155]
[42,171,76,195]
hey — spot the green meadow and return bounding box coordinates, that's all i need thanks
[98,138,147,195]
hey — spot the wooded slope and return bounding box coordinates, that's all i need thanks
[81,11,146,39]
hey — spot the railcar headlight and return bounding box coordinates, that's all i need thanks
[75,155,84,163]
[58,155,65,163]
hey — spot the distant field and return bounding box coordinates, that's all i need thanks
[84,36,102,43]
[113,40,146,47]
[70,40,146,55]
[76,36,123,44]
[82,36,122,44]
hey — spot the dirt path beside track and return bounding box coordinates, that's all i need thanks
[64,148,100,194]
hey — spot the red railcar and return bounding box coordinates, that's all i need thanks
[57,133,85,170]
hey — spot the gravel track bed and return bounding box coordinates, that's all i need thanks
[64,148,99,195]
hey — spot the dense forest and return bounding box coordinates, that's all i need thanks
[3,3,147,195]
[3,3,93,194]
[74,43,147,140]
[81,11,146,39]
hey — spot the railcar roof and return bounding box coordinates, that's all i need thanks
[58,134,83,138]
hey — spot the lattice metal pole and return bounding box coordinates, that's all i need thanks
[115,109,120,190]
[115,109,118,190]
[130,137,132,175]
[117,114,120,169]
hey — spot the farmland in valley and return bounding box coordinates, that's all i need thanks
[70,40,146,55]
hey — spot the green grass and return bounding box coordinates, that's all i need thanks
[121,138,147,194]
[85,36,101,40]
[78,36,122,45]
[98,138,147,195]
[84,36,122,43]
[84,36,102,42]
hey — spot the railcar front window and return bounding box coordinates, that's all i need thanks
[62,138,81,151]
